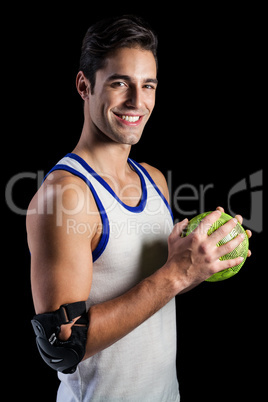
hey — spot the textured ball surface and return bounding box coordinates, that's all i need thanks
[182,211,249,282]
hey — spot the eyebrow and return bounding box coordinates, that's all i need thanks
[106,74,158,85]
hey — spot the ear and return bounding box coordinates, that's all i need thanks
[76,71,90,100]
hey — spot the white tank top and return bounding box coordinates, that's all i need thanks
[48,153,180,402]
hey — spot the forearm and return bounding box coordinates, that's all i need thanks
[84,264,178,359]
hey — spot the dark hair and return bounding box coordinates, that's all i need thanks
[79,15,158,93]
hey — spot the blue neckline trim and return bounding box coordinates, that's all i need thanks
[66,153,147,213]
[130,160,174,222]
[43,153,173,262]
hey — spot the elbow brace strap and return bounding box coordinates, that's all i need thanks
[31,301,88,374]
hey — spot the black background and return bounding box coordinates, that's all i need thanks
[4,4,265,401]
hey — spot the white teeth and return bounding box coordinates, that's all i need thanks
[121,115,140,122]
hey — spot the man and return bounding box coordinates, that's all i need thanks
[27,15,251,401]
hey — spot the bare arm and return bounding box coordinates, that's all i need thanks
[27,171,248,360]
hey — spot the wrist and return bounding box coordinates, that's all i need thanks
[158,262,190,296]
[146,263,184,302]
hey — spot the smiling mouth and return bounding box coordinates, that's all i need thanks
[113,112,142,124]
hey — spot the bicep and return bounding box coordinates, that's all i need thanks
[27,181,96,314]
[30,229,93,314]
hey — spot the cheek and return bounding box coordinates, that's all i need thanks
[147,97,156,116]
[150,98,156,112]
[91,91,115,117]
[89,95,105,122]
[88,95,114,134]
[145,90,156,109]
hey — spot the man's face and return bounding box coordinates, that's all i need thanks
[87,47,157,146]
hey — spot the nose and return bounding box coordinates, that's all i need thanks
[125,86,143,109]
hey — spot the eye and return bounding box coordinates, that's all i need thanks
[111,81,127,88]
[144,84,156,90]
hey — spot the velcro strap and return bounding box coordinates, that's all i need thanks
[32,301,87,339]
[57,302,87,325]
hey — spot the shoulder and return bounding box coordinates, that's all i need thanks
[26,170,100,248]
[28,170,97,216]
[139,162,170,203]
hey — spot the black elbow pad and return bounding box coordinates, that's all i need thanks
[31,301,88,374]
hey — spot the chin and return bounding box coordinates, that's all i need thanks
[110,129,143,146]
[122,133,143,146]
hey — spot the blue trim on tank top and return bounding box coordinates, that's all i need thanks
[43,153,173,262]
[128,159,174,222]
[44,164,109,263]
[66,153,148,213]
[65,153,173,220]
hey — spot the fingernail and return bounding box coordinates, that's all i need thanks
[233,218,238,224]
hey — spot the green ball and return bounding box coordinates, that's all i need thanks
[181,211,249,282]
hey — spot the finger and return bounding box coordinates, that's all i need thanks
[216,206,224,213]
[216,255,245,271]
[215,232,245,259]
[235,214,243,225]
[245,230,252,256]
[171,218,189,238]
[195,210,222,237]
[208,216,238,244]
[246,229,252,239]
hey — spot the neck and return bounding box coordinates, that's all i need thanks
[73,116,132,178]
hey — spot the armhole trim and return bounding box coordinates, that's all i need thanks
[45,164,109,262]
